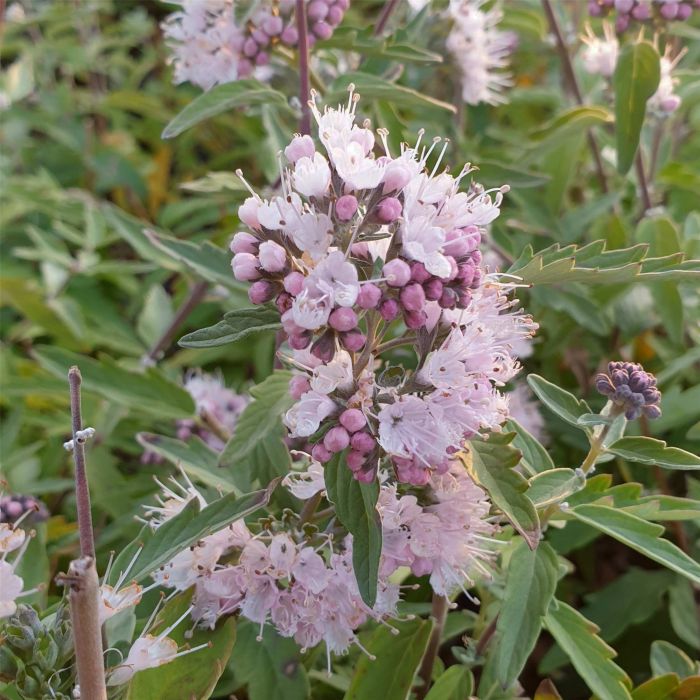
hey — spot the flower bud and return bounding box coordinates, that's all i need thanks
[423,278,443,301]
[285,134,315,163]
[276,292,293,313]
[438,287,458,309]
[383,259,411,287]
[382,162,411,193]
[232,253,261,281]
[327,4,344,25]
[289,375,310,399]
[289,333,312,350]
[335,0,350,10]
[379,298,400,321]
[258,240,287,272]
[312,21,333,40]
[351,242,370,258]
[660,96,681,113]
[631,3,650,19]
[283,271,305,296]
[456,260,475,287]
[252,29,270,46]
[230,231,258,255]
[354,467,376,483]
[340,408,366,433]
[346,450,366,472]
[350,431,375,453]
[329,307,358,332]
[614,0,634,11]
[311,331,335,362]
[336,194,358,221]
[357,283,382,309]
[312,443,332,463]
[457,289,472,308]
[243,37,259,58]
[404,310,426,329]
[248,280,275,304]
[239,197,261,229]
[324,426,350,452]
[281,25,298,45]
[677,4,692,19]
[400,283,426,312]
[308,0,329,21]
[376,197,402,223]
[255,52,270,67]
[410,262,431,283]
[340,329,367,352]
[263,15,284,35]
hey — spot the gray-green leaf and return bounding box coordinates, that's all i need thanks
[179,307,281,348]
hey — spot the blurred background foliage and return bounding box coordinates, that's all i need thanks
[0,1,699,698]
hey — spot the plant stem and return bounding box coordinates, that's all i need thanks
[68,367,96,559]
[375,0,401,36]
[375,334,417,354]
[416,594,448,699]
[475,615,498,657]
[541,0,609,193]
[298,491,323,525]
[59,557,107,700]
[635,150,652,213]
[144,280,209,364]
[296,0,311,136]
[579,423,610,474]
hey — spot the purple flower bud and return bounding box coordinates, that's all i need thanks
[255,52,270,67]
[615,14,630,31]
[329,307,358,332]
[357,283,382,309]
[400,283,426,312]
[354,467,376,484]
[382,162,412,193]
[677,4,692,19]
[615,0,634,11]
[336,194,358,220]
[410,262,431,284]
[632,2,651,19]
[596,361,661,420]
[383,259,411,287]
[243,37,259,58]
[660,96,681,113]
[252,29,270,46]
[380,298,401,321]
[258,240,287,272]
[334,0,350,10]
[346,450,366,472]
[340,408,366,433]
[444,256,459,282]
[376,197,403,223]
[308,0,329,21]
[340,329,367,352]
[643,404,661,419]
[404,309,426,329]
[285,134,315,163]
[660,2,679,18]
[276,292,293,313]
[324,426,350,452]
[263,15,284,36]
[351,242,370,258]
[438,287,458,309]
[230,231,258,255]
[423,278,443,301]
[289,333,312,350]
[281,25,299,45]
[289,375,310,399]
[232,252,261,281]
[457,289,472,308]
[312,443,332,463]
[312,21,333,40]
[239,197,261,229]
[350,431,375,453]
[311,332,335,362]
[456,260,476,287]
[248,280,276,305]
[327,5,344,25]
[283,271,305,296]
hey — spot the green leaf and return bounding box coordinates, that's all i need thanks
[136,285,174,348]
[32,345,195,420]
[218,371,294,469]
[484,540,559,688]
[669,576,700,650]
[232,621,309,700]
[179,307,281,348]
[613,42,661,174]
[531,105,613,143]
[527,469,586,509]
[631,675,680,700]
[506,419,555,475]
[570,504,700,584]
[344,618,434,700]
[136,433,239,493]
[325,451,382,607]
[543,600,631,700]
[606,437,700,470]
[466,437,540,550]
[475,161,550,189]
[125,591,236,700]
[162,79,290,138]
[107,481,277,585]
[527,375,591,428]
[424,665,474,700]
[650,641,698,679]
[328,73,457,113]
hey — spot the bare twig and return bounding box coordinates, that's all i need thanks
[375,0,401,36]
[635,151,653,213]
[144,280,209,364]
[416,594,448,699]
[68,367,96,559]
[57,557,107,700]
[541,0,609,193]
[296,0,311,136]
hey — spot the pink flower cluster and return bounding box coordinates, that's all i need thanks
[0,511,36,619]
[589,0,698,31]
[162,0,349,90]
[231,88,537,485]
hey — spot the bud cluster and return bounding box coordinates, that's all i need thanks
[589,0,698,32]
[595,360,662,420]
[232,88,535,485]
[0,494,49,525]
[162,0,349,90]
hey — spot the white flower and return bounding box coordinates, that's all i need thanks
[284,390,337,437]
[291,211,333,261]
[310,350,354,394]
[0,560,25,619]
[293,153,332,199]
[0,524,26,554]
[446,0,514,106]
[648,49,684,114]
[283,460,326,499]
[581,22,619,78]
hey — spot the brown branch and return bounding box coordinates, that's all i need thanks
[57,557,107,699]
[375,0,402,36]
[635,150,652,213]
[416,594,449,699]
[541,0,609,193]
[144,280,209,363]
[68,367,96,559]
[296,0,311,136]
